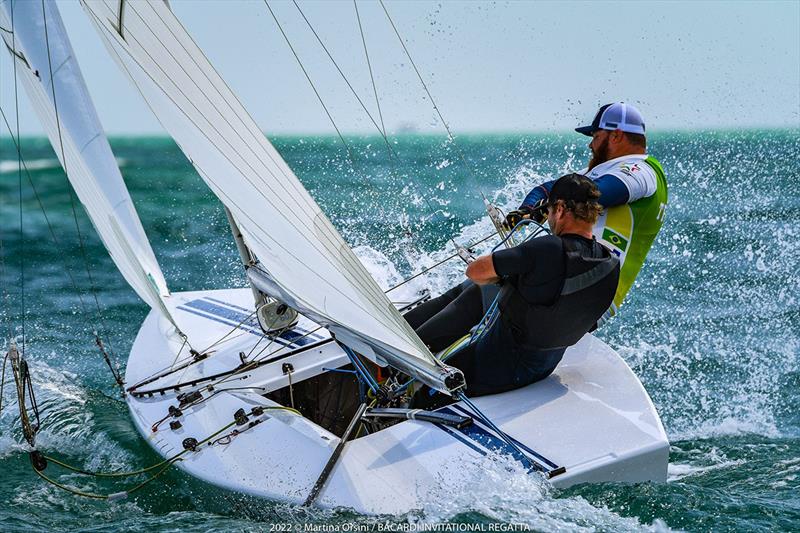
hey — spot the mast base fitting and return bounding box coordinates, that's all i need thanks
[257,299,299,334]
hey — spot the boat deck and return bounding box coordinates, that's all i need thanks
[125,288,669,514]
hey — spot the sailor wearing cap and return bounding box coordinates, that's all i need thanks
[406,174,619,399]
[507,103,668,322]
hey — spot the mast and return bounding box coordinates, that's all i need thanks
[223,206,263,306]
[223,206,298,333]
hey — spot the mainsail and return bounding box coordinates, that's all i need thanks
[81,0,462,392]
[0,0,179,330]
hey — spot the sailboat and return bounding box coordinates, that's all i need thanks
[1,0,669,514]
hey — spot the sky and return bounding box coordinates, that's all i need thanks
[1,0,799,136]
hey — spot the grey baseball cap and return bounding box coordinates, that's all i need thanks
[576,102,646,136]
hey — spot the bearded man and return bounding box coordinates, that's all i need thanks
[507,103,668,321]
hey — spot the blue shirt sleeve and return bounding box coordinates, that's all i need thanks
[521,173,630,209]
[594,174,630,207]
[520,180,555,208]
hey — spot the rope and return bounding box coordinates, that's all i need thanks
[385,230,498,293]
[0,351,8,416]
[32,453,178,501]
[31,403,300,500]
[127,225,498,399]
[42,454,172,478]
[8,345,39,447]
[129,307,305,398]
[127,307,259,393]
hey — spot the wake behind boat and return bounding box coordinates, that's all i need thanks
[0,0,668,514]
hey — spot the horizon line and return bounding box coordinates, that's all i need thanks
[2,125,798,141]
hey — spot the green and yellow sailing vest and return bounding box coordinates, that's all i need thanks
[594,156,668,316]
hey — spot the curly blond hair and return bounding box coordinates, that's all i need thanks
[550,176,603,224]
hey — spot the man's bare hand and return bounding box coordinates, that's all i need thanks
[466,255,500,285]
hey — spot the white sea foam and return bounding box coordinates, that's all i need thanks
[1,356,133,472]
[420,452,675,532]
[0,158,60,174]
[668,456,745,482]
[0,157,125,175]
[0,434,26,459]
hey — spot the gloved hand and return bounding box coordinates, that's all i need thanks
[503,205,534,230]
[528,198,549,224]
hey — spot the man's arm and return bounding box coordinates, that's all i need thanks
[520,174,630,209]
[593,174,630,207]
[520,181,554,208]
[465,255,499,285]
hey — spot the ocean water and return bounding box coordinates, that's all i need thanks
[0,130,798,531]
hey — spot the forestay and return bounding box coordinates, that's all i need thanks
[0,0,178,330]
[81,0,462,392]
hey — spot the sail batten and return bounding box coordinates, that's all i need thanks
[0,0,177,330]
[82,0,462,392]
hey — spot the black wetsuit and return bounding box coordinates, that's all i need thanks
[405,234,616,397]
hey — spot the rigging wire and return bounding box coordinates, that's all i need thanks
[89,0,459,352]
[384,229,497,293]
[377,0,504,221]
[263,0,354,164]
[40,0,124,390]
[266,0,434,262]
[0,108,94,317]
[126,222,494,397]
[0,214,11,342]
[285,0,465,255]
[10,0,25,358]
[353,0,387,138]
[378,0,453,140]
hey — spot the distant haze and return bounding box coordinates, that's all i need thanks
[1,0,798,137]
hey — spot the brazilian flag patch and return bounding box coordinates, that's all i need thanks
[602,228,628,251]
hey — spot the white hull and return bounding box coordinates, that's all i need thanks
[125,288,668,514]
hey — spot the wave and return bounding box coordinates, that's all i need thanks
[0,158,60,174]
[0,157,128,175]
[420,453,674,531]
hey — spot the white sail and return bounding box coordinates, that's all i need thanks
[81,0,462,392]
[0,0,179,330]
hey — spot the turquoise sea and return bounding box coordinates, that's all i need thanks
[0,130,798,531]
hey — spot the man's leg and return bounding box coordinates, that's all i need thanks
[413,282,485,352]
[403,281,468,329]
